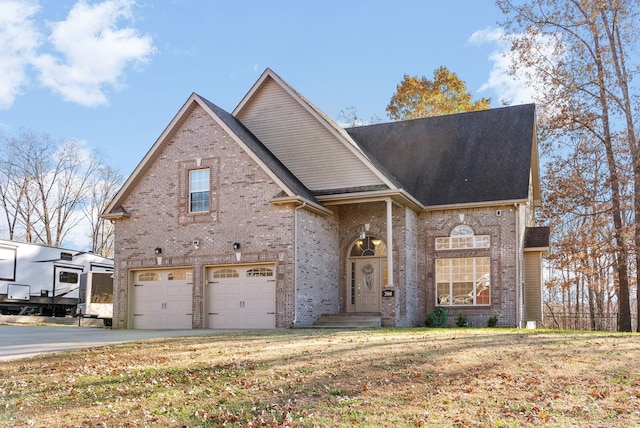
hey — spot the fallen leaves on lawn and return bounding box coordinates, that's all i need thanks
[1,329,640,427]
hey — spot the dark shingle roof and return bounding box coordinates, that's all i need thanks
[346,104,536,207]
[198,95,318,204]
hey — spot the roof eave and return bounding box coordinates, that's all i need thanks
[524,246,550,254]
[317,189,423,211]
[269,196,333,216]
[100,211,131,220]
[423,198,529,212]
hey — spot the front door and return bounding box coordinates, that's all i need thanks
[353,258,380,312]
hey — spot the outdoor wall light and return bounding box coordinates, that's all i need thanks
[192,240,199,249]
[233,242,241,262]
[154,247,162,255]
[154,247,163,266]
[359,223,371,240]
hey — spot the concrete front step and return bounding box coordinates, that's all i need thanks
[312,314,381,329]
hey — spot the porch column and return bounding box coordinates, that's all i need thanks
[386,198,393,287]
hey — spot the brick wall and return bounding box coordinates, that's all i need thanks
[111,105,296,328]
[293,208,340,326]
[421,205,519,327]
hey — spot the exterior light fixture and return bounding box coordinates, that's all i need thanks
[154,247,162,265]
[233,242,241,262]
[192,240,199,249]
[360,223,370,240]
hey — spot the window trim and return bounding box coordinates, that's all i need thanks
[436,256,490,306]
[435,225,490,250]
[189,168,210,214]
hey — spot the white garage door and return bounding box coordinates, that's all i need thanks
[207,264,276,329]
[132,269,193,329]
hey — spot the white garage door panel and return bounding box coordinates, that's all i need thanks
[207,265,276,329]
[132,270,193,329]
[133,313,162,330]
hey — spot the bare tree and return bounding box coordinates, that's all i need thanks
[1,130,104,248]
[0,152,27,240]
[498,0,639,331]
[83,165,123,257]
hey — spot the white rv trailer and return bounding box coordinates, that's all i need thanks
[77,271,114,326]
[0,239,113,317]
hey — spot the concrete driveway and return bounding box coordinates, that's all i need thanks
[0,324,220,361]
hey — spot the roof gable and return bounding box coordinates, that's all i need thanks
[347,104,537,207]
[103,93,322,217]
[233,69,395,193]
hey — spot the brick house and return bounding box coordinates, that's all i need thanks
[103,68,549,329]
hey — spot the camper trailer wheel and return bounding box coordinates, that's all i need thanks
[103,318,113,327]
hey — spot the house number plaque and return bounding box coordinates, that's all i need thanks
[382,289,395,297]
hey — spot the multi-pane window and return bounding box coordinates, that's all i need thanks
[138,272,159,281]
[436,257,490,306]
[247,268,274,277]
[213,269,239,279]
[189,169,210,213]
[436,225,490,250]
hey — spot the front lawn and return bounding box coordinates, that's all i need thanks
[1,328,639,427]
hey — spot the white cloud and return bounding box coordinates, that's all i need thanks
[33,0,154,106]
[0,0,41,108]
[0,0,154,109]
[469,27,535,105]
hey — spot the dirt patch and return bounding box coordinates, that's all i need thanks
[1,328,639,427]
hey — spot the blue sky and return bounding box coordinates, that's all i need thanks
[0,0,530,178]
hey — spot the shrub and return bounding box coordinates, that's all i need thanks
[425,312,436,327]
[456,313,468,327]
[487,313,499,328]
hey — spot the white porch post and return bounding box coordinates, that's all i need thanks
[386,199,393,287]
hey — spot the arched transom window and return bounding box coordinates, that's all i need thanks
[349,236,387,257]
[436,225,490,250]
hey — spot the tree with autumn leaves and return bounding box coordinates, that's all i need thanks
[386,66,491,120]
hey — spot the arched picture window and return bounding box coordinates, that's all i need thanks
[349,236,386,257]
[436,225,490,250]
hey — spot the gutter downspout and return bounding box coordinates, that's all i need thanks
[514,202,521,328]
[292,201,306,326]
[386,199,393,287]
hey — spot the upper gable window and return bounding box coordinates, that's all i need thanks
[436,225,490,250]
[189,169,210,213]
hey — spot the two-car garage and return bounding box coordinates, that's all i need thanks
[130,264,276,329]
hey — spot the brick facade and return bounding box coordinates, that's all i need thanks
[112,106,296,328]
[421,205,526,327]
[107,86,540,330]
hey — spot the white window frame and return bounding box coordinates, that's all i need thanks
[436,257,490,306]
[435,225,490,250]
[189,169,210,213]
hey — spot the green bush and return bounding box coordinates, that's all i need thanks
[487,313,499,328]
[425,312,436,327]
[456,313,468,327]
